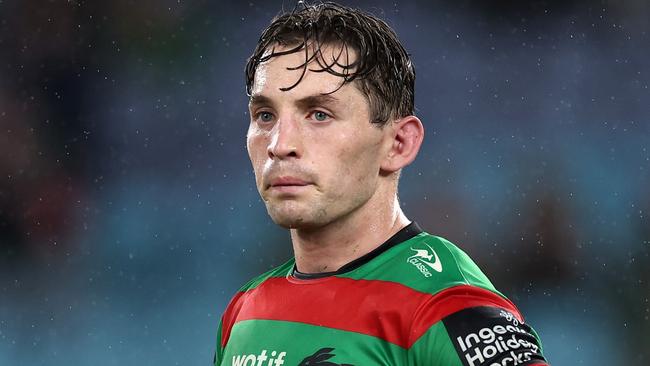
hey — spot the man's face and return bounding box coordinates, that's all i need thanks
[247,43,389,229]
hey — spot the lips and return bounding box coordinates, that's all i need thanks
[268,176,311,188]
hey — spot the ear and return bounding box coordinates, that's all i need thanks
[380,115,424,174]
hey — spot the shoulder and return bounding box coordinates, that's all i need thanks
[236,258,295,293]
[221,258,294,320]
[394,233,520,318]
[355,232,501,297]
[398,236,550,364]
[217,258,294,344]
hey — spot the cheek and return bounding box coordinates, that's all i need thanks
[247,132,268,177]
[247,125,265,156]
[329,134,382,186]
[344,131,382,164]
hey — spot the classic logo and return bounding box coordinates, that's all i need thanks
[298,348,353,366]
[407,242,443,277]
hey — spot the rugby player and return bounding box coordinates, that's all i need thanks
[214,2,550,365]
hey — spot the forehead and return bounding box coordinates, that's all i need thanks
[250,42,362,99]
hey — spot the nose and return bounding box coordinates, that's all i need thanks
[267,114,301,160]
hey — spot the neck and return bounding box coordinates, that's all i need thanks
[290,192,410,274]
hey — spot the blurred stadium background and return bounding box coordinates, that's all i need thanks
[0,0,648,364]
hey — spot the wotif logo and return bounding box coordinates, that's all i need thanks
[232,350,286,366]
[407,242,443,277]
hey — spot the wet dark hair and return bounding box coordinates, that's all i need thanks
[245,1,415,126]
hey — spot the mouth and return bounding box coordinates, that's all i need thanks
[267,176,313,193]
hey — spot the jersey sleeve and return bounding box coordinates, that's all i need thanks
[407,285,550,366]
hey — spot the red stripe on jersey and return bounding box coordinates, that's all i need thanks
[221,276,523,349]
[224,276,429,348]
[408,285,523,346]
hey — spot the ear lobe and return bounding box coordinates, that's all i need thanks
[380,115,424,173]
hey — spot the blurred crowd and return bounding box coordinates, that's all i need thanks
[1,1,648,365]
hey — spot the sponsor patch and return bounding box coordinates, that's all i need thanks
[231,349,286,366]
[442,306,548,366]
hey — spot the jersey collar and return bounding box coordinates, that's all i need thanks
[292,221,423,280]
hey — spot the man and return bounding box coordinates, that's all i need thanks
[215,2,550,365]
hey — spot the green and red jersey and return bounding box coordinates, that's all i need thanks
[214,223,549,366]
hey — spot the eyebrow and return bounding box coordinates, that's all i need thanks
[249,94,341,110]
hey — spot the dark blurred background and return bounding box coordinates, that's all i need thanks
[0,0,648,364]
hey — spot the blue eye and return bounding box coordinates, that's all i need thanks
[258,112,274,123]
[313,111,330,122]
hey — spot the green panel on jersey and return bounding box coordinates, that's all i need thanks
[221,319,407,365]
[338,233,503,298]
[215,320,224,364]
[237,259,294,292]
[408,322,464,366]
[528,322,546,354]
[234,233,507,302]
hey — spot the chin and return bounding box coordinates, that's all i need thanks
[266,204,328,230]
[270,217,306,229]
[268,209,308,229]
